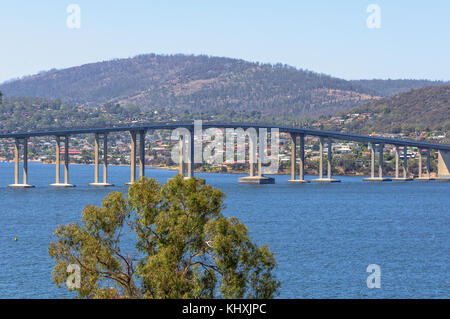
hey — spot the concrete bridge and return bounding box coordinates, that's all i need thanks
[1,121,449,187]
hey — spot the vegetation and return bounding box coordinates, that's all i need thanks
[0,96,315,132]
[350,79,448,97]
[3,54,445,119]
[1,54,448,139]
[48,176,280,298]
[341,85,450,133]
[0,96,144,132]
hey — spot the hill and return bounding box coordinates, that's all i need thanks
[334,85,450,133]
[0,96,120,132]
[1,54,447,121]
[350,79,448,97]
[0,54,380,119]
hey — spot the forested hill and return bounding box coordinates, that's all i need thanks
[1,54,446,119]
[350,79,448,97]
[0,54,375,118]
[341,85,450,133]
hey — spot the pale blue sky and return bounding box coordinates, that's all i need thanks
[0,0,449,83]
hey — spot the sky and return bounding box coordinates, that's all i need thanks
[0,0,449,83]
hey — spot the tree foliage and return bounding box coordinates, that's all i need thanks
[48,175,280,299]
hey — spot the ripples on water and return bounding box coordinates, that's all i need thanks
[0,162,448,298]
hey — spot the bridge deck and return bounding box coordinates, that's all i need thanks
[0,122,449,150]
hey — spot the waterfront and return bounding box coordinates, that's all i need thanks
[0,162,448,298]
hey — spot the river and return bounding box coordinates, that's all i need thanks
[0,162,448,298]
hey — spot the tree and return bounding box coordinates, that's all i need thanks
[48,175,280,299]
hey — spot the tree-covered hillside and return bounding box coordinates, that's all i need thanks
[350,79,448,97]
[2,54,447,120]
[340,85,450,133]
[0,54,380,118]
[0,96,143,132]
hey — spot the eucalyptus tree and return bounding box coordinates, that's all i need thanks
[49,175,280,298]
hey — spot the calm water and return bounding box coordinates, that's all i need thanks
[0,162,448,298]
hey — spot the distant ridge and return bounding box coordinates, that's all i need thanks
[0,54,447,118]
[350,79,448,97]
[341,84,450,133]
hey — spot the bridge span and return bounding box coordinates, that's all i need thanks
[1,121,449,187]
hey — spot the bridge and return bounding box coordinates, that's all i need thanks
[1,121,449,187]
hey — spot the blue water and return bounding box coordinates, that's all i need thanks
[0,162,448,298]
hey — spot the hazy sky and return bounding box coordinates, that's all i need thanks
[0,0,449,83]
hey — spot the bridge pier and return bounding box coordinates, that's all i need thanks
[312,138,340,183]
[50,135,75,187]
[125,131,137,185]
[416,149,434,180]
[89,133,114,187]
[426,150,432,179]
[288,133,308,183]
[187,130,194,178]
[363,143,391,181]
[176,131,194,179]
[178,135,185,176]
[395,146,400,179]
[139,131,146,179]
[437,150,450,181]
[393,146,412,181]
[9,138,34,188]
[239,130,274,184]
[249,133,255,177]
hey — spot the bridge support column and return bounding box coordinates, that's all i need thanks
[364,143,391,181]
[288,133,308,183]
[9,138,34,188]
[395,146,399,179]
[418,150,423,178]
[290,134,296,180]
[403,147,408,179]
[14,139,19,185]
[437,150,450,181]
[50,135,75,187]
[299,134,306,181]
[187,131,194,178]
[94,133,99,183]
[312,138,340,183]
[139,131,146,179]
[319,137,323,179]
[55,136,61,183]
[249,133,255,177]
[416,149,435,180]
[23,138,30,186]
[178,135,185,176]
[371,143,375,178]
[126,131,137,185]
[378,144,390,181]
[103,134,110,184]
[393,146,412,181]
[89,133,114,186]
[239,130,274,184]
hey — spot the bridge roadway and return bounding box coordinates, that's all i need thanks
[0,121,449,187]
[1,122,449,150]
